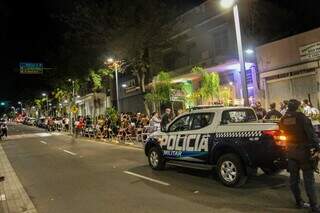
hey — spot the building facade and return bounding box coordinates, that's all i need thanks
[117,0,259,112]
[76,93,110,117]
[256,27,320,108]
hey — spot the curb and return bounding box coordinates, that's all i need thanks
[64,133,144,150]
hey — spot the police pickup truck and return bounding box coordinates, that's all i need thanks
[144,107,287,187]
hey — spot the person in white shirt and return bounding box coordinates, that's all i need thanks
[150,112,161,131]
[302,99,312,116]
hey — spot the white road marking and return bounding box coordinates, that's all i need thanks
[123,171,170,186]
[62,149,77,156]
[0,194,6,201]
[40,140,47,144]
[6,132,64,140]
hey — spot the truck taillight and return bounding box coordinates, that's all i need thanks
[262,130,287,147]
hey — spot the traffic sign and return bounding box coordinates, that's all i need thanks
[71,105,78,113]
[20,63,43,74]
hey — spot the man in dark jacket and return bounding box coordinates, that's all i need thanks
[161,108,171,131]
[254,101,267,120]
[265,103,282,120]
[279,99,320,212]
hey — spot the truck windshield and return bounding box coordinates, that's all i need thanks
[222,109,257,123]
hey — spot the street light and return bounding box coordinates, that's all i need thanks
[220,0,249,106]
[107,58,114,63]
[42,93,49,116]
[18,101,23,113]
[220,0,235,9]
[245,48,254,55]
[106,57,121,112]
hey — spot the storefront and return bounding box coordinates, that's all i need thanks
[170,60,259,107]
[256,27,320,108]
[76,93,109,117]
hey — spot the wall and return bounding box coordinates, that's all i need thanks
[256,27,320,73]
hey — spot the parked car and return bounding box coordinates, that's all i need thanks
[36,117,47,129]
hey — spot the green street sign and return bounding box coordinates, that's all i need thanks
[20,63,43,74]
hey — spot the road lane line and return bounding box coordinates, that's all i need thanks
[62,149,77,156]
[40,141,47,144]
[123,171,170,186]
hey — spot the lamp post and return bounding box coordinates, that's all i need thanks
[220,0,249,106]
[42,93,49,116]
[68,79,75,100]
[68,79,76,134]
[106,58,121,112]
[18,101,22,113]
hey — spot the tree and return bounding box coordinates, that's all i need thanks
[145,71,174,113]
[89,68,113,121]
[52,88,70,116]
[58,0,180,113]
[192,66,220,104]
[34,98,46,117]
[180,81,195,109]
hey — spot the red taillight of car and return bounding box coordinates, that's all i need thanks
[262,130,287,147]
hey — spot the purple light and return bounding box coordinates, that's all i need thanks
[207,61,255,73]
[225,62,255,71]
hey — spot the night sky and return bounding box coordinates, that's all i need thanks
[1,0,320,106]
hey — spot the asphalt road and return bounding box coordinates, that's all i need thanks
[0,124,315,213]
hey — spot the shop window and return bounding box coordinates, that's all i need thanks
[246,69,253,84]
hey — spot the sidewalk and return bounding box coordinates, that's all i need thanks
[0,144,38,213]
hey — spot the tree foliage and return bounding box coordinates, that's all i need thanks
[89,68,113,92]
[192,66,220,104]
[145,71,174,112]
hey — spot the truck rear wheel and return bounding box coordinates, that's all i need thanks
[148,147,166,170]
[217,153,247,187]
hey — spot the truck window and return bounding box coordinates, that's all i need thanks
[168,115,191,132]
[190,113,214,130]
[222,109,257,123]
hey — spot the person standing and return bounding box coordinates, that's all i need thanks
[280,100,289,115]
[279,99,320,212]
[161,108,171,131]
[302,99,313,116]
[254,101,267,120]
[150,112,161,131]
[264,103,282,120]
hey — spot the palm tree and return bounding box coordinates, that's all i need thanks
[192,66,220,105]
[89,68,113,122]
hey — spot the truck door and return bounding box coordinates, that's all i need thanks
[165,113,215,162]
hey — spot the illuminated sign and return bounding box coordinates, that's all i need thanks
[300,42,320,61]
[20,63,43,74]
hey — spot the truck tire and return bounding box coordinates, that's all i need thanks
[148,147,166,170]
[217,153,248,187]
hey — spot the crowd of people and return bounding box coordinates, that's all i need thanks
[252,99,320,121]
[32,99,320,141]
